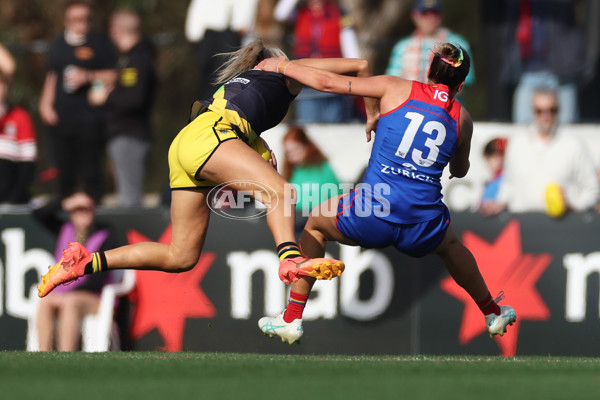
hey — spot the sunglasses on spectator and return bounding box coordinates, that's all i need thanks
[534,107,559,115]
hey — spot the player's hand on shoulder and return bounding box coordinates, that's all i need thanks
[255,57,287,73]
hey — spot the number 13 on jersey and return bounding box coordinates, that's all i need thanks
[395,111,446,167]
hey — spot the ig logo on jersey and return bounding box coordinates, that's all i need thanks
[433,89,449,102]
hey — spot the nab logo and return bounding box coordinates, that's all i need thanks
[433,89,449,102]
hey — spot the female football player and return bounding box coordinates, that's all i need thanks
[257,43,516,344]
[38,38,378,297]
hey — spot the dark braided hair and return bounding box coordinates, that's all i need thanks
[427,43,470,90]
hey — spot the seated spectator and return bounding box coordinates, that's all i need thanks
[282,125,340,216]
[479,137,507,216]
[0,70,37,204]
[490,88,598,216]
[33,192,120,351]
[275,0,361,123]
[386,0,474,91]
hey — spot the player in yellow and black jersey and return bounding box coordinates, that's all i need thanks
[169,68,297,189]
[38,38,379,308]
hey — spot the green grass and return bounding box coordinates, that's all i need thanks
[1,352,599,400]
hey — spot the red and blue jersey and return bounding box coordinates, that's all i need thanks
[361,81,462,223]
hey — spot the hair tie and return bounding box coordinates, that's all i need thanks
[440,48,464,68]
[282,61,292,76]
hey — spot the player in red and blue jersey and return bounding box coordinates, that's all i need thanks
[257,43,516,344]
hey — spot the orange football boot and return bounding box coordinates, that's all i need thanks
[278,257,345,284]
[38,242,93,297]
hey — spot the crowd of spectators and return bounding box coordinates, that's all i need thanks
[0,0,599,216]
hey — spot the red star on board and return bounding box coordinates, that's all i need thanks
[440,219,552,356]
[127,224,216,352]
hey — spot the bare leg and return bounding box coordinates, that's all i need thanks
[37,296,58,351]
[434,224,517,336]
[202,140,345,284]
[200,139,297,245]
[293,195,359,295]
[104,189,211,272]
[106,140,298,270]
[56,291,100,352]
[433,224,490,302]
[258,195,358,340]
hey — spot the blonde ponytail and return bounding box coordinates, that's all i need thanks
[213,37,287,85]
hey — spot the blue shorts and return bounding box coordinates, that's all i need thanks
[335,190,451,258]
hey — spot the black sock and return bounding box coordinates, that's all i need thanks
[83,251,108,275]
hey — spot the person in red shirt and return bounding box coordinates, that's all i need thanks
[0,70,37,204]
[276,0,361,123]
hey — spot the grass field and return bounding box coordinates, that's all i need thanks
[1,352,599,400]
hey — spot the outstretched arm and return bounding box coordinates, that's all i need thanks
[262,58,389,99]
[296,59,381,140]
[278,57,375,94]
[273,57,381,140]
[292,57,370,77]
[259,57,399,133]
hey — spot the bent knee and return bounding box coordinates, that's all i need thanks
[164,260,196,273]
[433,225,459,255]
[163,253,200,273]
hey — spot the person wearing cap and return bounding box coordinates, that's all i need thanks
[32,192,120,351]
[386,0,474,90]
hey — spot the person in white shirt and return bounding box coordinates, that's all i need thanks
[185,0,259,100]
[484,88,598,216]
